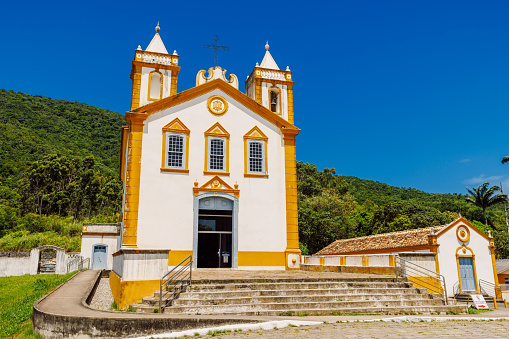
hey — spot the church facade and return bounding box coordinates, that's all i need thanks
[110,26,300,308]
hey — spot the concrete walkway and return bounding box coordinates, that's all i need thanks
[33,270,266,338]
[33,269,509,338]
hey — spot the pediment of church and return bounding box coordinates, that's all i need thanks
[193,176,239,198]
[205,122,229,137]
[162,117,190,134]
[131,79,300,135]
[243,126,268,141]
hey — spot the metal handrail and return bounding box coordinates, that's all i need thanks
[479,279,502,300]
[159,255,192,313]
[453,281,460,296]
[66,256,90,273]
[395,256,448,305]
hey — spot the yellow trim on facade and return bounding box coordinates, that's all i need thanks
[160,118,190,173]
[204,122,230,175]
[455,245,478,293]
[193,176,239,198]
[147,70,163,101]
[456,225,471,242]
[168,250,193,266]
[283,134,300,269]
[437,217,490,241]
[109,271,160,310]
[489,237,500,288]
[131,79,300,136]
[207,95,228,116]
[238,251,285,266]
[130,64,142,110]
[122,113,147,249]
[243,126,269,177]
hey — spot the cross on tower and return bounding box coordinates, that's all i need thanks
[203,35,229,66]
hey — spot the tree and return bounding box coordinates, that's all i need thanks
[466,182,508,225]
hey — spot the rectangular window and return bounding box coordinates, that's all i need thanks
[209,137,225,171]
[166,133,185,168]
[248,141,264,173]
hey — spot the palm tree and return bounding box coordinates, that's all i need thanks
[503,156,509,164]
[466,182,508,225]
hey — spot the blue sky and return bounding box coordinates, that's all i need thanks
[1,0,508,194]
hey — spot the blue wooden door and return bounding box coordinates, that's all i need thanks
[459,257,476,292]
[92,245,107,270]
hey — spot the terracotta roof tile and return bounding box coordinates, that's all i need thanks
[315,226,446,256]
[496,259,509,274]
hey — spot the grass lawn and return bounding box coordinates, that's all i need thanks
[0,272,76,338]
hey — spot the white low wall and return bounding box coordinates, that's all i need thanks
[112,249,170,280]
[303,254,394,267]
[0,256,31,277]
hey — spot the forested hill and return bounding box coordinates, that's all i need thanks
[342,176,466,210]
[0,90,506,257]
[0,89,125,184]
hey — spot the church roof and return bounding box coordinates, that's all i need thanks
[496,259,509,274]
[315,226,445,256]
[130,78,299,133]
[260,41,280,70]
[146,23,168,54]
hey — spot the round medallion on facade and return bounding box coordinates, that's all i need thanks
[172,58,178,64]
[207,95,228,116]
[456,225,470,243]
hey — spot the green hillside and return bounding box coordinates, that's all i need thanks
[0,90,507,258]
[0,89,125,188]
[0,90,124,250]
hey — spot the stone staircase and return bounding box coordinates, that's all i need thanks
[131,277,464,315]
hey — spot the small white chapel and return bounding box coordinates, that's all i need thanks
[108,24,301,308]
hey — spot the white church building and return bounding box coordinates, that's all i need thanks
[108,25,301,308]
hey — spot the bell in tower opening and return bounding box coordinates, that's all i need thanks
[270,88,280,113]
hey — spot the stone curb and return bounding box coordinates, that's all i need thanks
[32,270,266,338]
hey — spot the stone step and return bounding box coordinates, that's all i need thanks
[182,281,412,292]
[157,298,447,313]
[142,292,436,307]
[152,286,419,299]
[190,277,398,285]
[176,293,437,306]
[132,303,461,316]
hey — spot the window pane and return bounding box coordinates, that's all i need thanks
[167,134,184,168]
[249,141,263,172]
[210,139,224,170]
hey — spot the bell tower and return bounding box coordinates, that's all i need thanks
[130,23,180,110]
[245,42,295,124]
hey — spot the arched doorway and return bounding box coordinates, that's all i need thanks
[193,194,238,268]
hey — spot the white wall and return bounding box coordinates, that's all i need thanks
[0,257,31,277]
[81,235,120,270]
[437,221,495,296]
[136,88,288,258]
[139,67,172,107]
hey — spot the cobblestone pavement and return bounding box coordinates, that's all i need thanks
[191,269,392,280]
[207,320,509,338]
[89,277,113,310]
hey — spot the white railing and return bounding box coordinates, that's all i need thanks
[260,70,286,80]
[141,52,174,66]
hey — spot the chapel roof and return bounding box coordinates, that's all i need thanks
[496,259,509,274]
[260,41,280,70]
[315,225,445,256]
[131,78,299,132]
[145,23,169,54]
